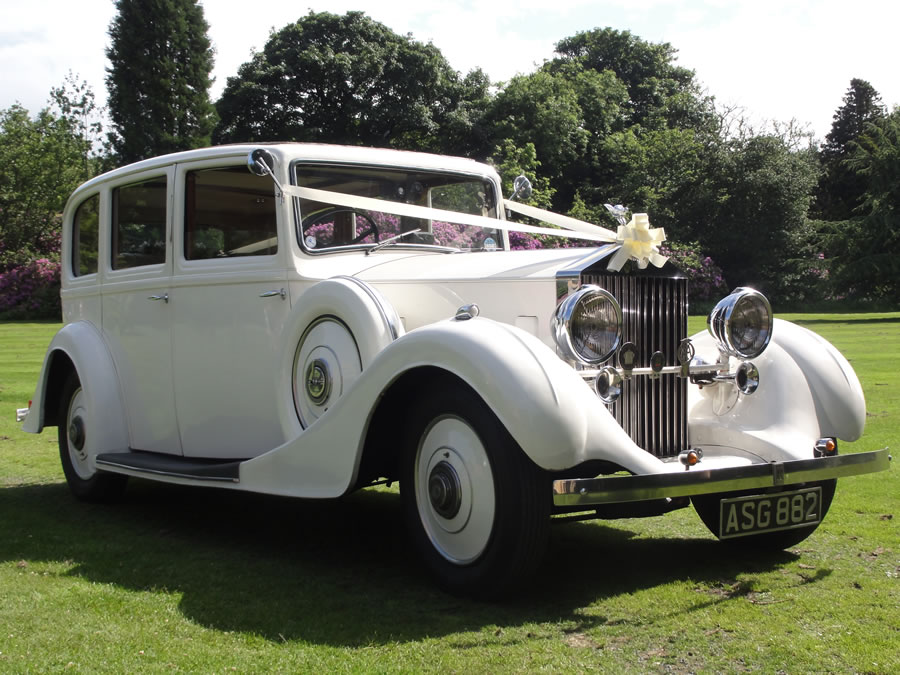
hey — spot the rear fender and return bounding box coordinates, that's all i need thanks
[23,321,130,456]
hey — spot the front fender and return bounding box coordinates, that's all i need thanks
[688,318,866,462]
[769,318,865,441]
[22,321,130,456]
[240,316,660,498]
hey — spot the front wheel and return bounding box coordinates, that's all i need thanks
[401,380,550,597]
[692,479,836,550]
[58,372,128,502]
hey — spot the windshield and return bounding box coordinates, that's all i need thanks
[294,164,503,252]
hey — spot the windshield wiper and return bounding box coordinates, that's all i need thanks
[364,229,457,255]
[366,229,422,255]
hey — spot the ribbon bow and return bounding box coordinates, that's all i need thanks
[607,213,667,272]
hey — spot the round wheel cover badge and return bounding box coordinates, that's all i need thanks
[305,359,332,406]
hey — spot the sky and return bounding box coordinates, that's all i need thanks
[1,0,897,143]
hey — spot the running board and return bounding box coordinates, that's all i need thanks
[96,451,243,483]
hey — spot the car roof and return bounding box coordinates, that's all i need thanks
[74,143,499,195]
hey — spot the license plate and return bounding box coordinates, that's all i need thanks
[718,487,822,539]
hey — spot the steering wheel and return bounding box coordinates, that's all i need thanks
[303,208,380,245]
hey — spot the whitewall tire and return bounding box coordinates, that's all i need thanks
[58,372,128,501]
[401,378,550,597]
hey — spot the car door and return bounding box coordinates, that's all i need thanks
[170,159,290,459]
[101,166,182,455]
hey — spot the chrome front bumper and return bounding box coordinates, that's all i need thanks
[552,448,891,507]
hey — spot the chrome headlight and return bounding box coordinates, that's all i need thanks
[707,287,773,359]
[552,285,622,365]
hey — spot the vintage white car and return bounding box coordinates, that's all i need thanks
[18,143,889,595]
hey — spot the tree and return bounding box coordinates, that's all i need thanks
[552,27,712,131]
[484,27,718,219]
[701,134,820,300]
[50,72,105,178]
[487,70,590,187]
[827,109,900,301]
[815,79,885,221]
[106,0,216,164]
[214,11,488,155]
[0,104,91,266]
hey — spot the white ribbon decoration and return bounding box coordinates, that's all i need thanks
[607,213,668,272]
[282,184,667,269]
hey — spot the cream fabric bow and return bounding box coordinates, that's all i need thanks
[607,213,667,272]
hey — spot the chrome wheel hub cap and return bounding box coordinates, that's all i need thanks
[428,460,462,519]
[68,416,86,453]
[66,387,93,479]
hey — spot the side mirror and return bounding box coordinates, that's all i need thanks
[247,148,275,177]
[509,175,532,202]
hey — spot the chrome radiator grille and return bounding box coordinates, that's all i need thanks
[582,272,689,458]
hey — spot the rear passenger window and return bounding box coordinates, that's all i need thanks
[112,177,167,270]
[185,167,277,259]
[72,194,99,276]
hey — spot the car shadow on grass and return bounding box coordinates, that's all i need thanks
[0,479,809,646]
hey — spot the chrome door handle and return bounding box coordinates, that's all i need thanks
[259,288,286,300]
[147,293,169,303]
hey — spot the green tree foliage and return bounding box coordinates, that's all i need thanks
[815,78,885,221]
[0,84,99,267]
[827,109,900,300]
[50,72,105,177]
[490,140,554,208]
[214,11,488,155]
[594,126,712,232]
[702,135,820,299]
[106,0,216,164]
[552,27,713,130]
[488,70,590,185]
[486,28,718,218]
[483,26,824,303]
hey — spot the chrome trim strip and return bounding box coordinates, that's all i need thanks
[552,448,891,507]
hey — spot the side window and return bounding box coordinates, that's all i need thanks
[185,167,277,259]
[111,177,167,270]
[72,194,99,276]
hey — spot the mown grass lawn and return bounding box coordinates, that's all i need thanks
[0,316,897,673]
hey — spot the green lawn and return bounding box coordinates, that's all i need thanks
[1,317,897,673]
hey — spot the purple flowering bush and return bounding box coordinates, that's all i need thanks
[0,257,61,319]
[508,230,593,251]
[302,210,498,250]
[0,223,62,319]
[659,241,729,301]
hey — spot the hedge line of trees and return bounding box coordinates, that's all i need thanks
[1,2,897,319]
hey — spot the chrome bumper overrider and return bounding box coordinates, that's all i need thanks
[552,448,891,507]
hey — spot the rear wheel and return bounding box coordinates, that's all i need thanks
[692,479,836,550]
[401,380,550,597]
[58,372,128,501]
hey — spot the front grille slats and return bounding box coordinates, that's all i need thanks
[583,273,689,458]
